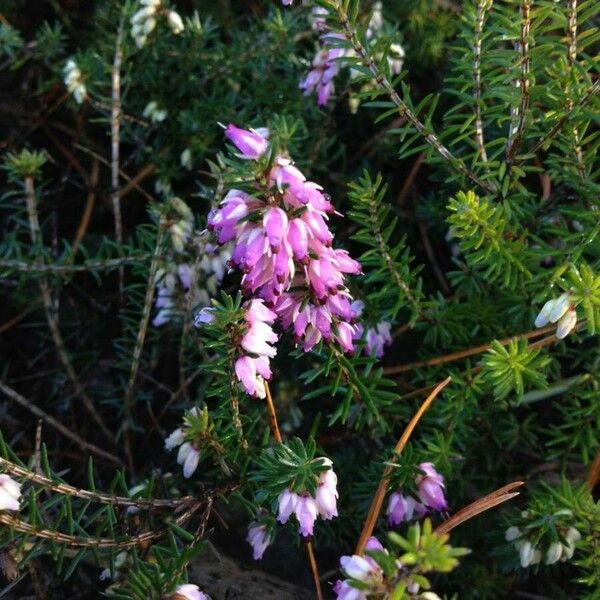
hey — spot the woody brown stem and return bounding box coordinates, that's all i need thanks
[355,377,451,555]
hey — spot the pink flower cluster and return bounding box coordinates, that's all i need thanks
[208,125,361,361]
[334,536,385,600]
[276,459,338,537]
[234,299,277,398]
[387,463,448,526]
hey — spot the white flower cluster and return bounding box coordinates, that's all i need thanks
[131,0,184,49]
[505,525,581,568]
[534,292,577,339]
[0,475,21,512]
[143,100,167,124]
[63,59,87,104]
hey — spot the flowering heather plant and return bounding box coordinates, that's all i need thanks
[1,0,600,598]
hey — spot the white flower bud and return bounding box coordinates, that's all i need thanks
[505,526,521,541]
[167,10,185,34]
[556,309,577,339]
[546,541,562,565]
[548,293,570,323]
[519,540,534,568]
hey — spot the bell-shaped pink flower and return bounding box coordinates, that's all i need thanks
[416,462,447,511]
[247,523,272,560]
[288,219,309,262]
[263,207,288,251]
[277,489,298,524]
[295,494,319,537]
[316,467,338,520]
[225,124,268,160]
[171,584,208,600]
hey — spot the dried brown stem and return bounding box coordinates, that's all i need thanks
[355,377,452,554]
[384,324,556,375]
[71,157,99,256]
[434,481,524,535]
[586,452,600,491]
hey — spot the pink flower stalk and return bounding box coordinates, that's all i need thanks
[247,523,272,560]
[208,126,362,356]
[233,299,277,398]
[224,124,269,160]
[300,35,346,106]
[416,462,448,511]
[172,584,208,600]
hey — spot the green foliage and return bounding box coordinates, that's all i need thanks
[482,339,551,402]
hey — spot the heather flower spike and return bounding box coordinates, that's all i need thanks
[207,124,362,358]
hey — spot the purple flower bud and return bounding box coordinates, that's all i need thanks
[225,124,268,160]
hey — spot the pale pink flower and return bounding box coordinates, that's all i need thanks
[247,523,272,560]
[416,463,447,511]
[277,489,298,524]
[172,584,208,600]
[295,494,319,537]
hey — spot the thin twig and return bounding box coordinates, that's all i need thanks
[0,255,152,275]
[524,79,600,159]
[331,1,496,195]
[0,501,202,550]
[23,176,114,444]
[586,452,600,491]
[355,377,452,554]
[123,223,166,466]
[434,481,524,535]
[565,0,585,179]
[0,380,121,466]
[0,456,191,509]
[506,0,531,163]
[384,323,556,375]
[71,157,99,256]
[111,21,125,297]
[264,380,283,444]
[473,0,490,163]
